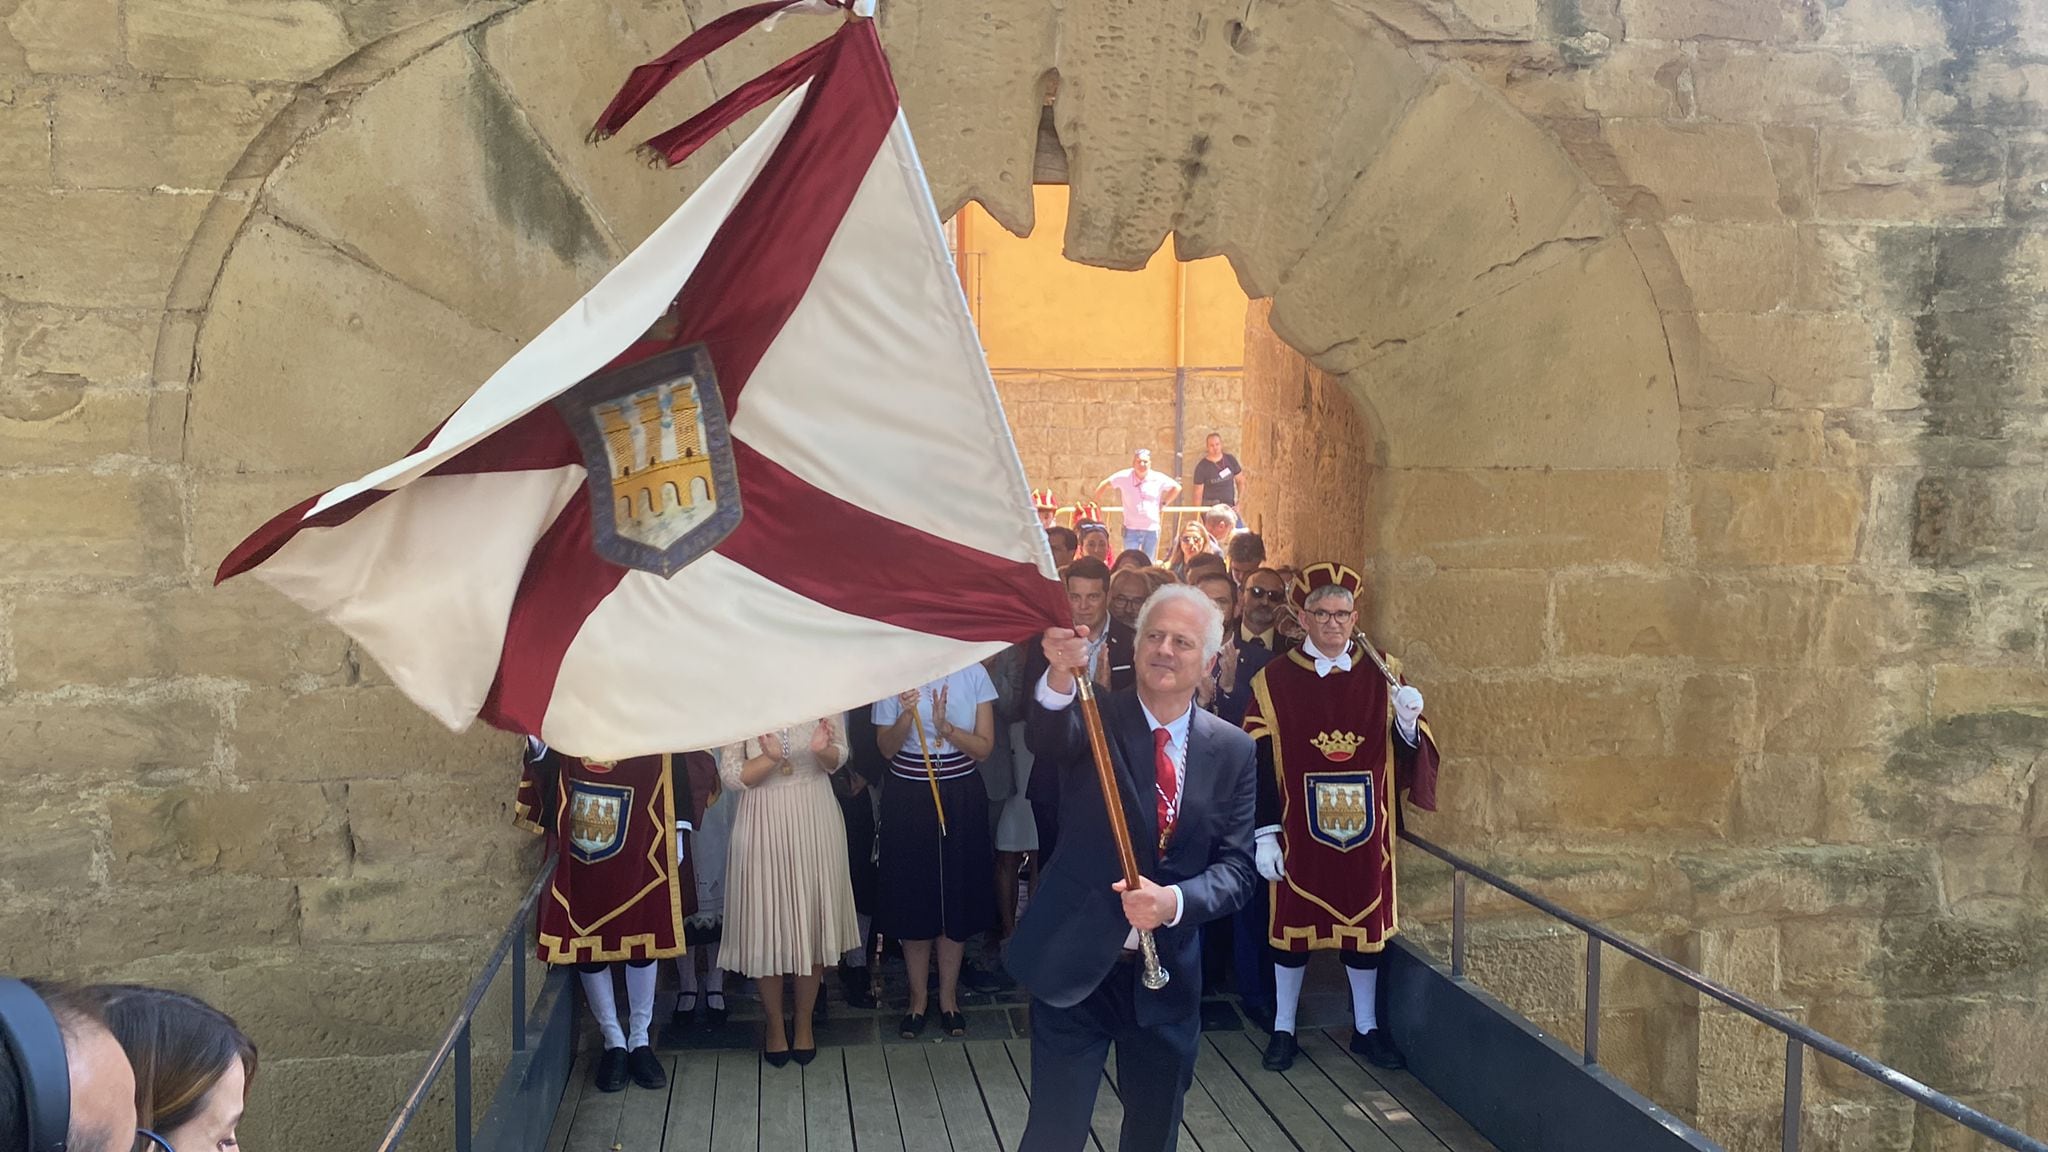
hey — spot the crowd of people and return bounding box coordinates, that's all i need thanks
[525,431,1437,1133]
[3,434,1430,1152]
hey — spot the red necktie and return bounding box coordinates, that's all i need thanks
[1153,727,1179,846]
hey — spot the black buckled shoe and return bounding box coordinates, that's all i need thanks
[627,1046,667,1089]
[1352,1028,1406,1070]
[704,992,728,1028]
[594,1046,629,1092]
[1261,1030,1299,1072]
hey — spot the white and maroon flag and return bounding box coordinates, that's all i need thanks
[219,4,1068,761]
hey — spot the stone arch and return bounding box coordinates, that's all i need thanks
[169,0,1681,484]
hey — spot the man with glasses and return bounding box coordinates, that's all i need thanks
[1242,563,1439,1074]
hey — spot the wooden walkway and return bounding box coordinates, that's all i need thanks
[546,1028,1497,1152]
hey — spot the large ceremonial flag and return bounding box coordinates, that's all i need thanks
[219,1,1068,761]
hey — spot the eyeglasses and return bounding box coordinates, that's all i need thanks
[1302,609,1356,624]
[136,1129,175,1152]
[1245,587,1285,601]
[1110,595,1148,611]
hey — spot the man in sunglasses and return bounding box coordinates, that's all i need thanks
[1211,567,1290,1028]
[1242,563,1439,1074]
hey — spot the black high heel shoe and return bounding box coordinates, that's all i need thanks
[791,1044,817,1066]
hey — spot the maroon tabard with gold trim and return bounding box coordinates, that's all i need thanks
[1245,641,1438,953]
[523,753,687,965]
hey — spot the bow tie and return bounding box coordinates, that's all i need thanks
[1313,651,1353,678]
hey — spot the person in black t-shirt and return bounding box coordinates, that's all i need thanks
[1192,432,1246,511]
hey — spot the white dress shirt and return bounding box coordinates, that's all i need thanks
[1036,672,1188,945]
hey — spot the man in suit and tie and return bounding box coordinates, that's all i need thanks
[1008,585,1258,1152]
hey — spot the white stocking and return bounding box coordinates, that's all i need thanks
[1346,965,1379,1034]
[1272,963,1306,1036]
[579,968,626,1050]
[624,963,658,1049]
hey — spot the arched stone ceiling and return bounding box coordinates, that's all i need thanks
[175,0,1681,500]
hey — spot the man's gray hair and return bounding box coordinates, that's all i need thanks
[1302,583,1355,612]
[1135,584,1227,662]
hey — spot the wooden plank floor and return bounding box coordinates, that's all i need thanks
[546,1028,1496,1152]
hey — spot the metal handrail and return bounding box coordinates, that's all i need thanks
[376,859,556,1152]
[1401,830,2048,1152]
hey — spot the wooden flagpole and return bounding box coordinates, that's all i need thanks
[1071,671,1169,990]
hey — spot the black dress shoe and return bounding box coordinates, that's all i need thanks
[1352,1028,1406,1070]
[941,1010,967,1037]
[763,1047,791,1069]
[704,994,728,1027]
[791,1045,817,1066]
[1261,1031,1299,1072]
[898,1011,927,1039]
[594,1046,630,1092]
[627,1046,667,1089]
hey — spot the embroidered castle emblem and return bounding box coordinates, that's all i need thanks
[567,780,633,864]
[1311,730,1363,762]
[1304,772,1374,851]
[556,344,741,578]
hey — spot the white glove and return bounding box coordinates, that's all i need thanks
[1255,830,1285,882]
[1394,685,1424,743]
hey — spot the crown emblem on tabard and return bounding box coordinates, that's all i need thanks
[1311,730,1362,762]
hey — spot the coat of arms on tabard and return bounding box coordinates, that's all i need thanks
[1304,771,1375,852]
[555,344,742,578]
[567,780,634,864]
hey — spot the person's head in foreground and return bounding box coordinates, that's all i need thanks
[1240,567,1288,637]
[1226,531,1266,583]
[1112,549,1155,575]
[1,978,138,1152]
[1291,562,1364,659]
[1133,586,1225,706]
[1077,521,1112,563]
[1064,557,1111,634]
[1045,524,1078,569]
[1202,504,1235,543]
[88,985,257,1152]
[1108,568,1153,630]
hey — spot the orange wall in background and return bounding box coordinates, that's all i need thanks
[955,185,1249,370]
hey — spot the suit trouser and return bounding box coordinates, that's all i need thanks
[1229,883,1274,1010]
[1020,960,1200,1152]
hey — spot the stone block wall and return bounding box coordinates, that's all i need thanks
[1,1,2044,1150]
[992,369,1244,523]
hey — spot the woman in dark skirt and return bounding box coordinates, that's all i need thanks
[873,663,998,1039]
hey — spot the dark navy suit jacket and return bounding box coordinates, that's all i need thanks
[1007,684,1257,1026]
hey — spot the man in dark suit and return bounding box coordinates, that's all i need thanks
[1008,585,1258,1152]
[1024,557,1134,867]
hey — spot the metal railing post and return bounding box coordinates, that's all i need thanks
[1782,1037,1803,1152]
[1451,870,1467,980]
[511,904,529,1053]
[454,1021,473,1152]
[1583,936,1601,1066]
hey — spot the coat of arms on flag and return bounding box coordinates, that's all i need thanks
[560,345,739,578]
[216,0,1069,761]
